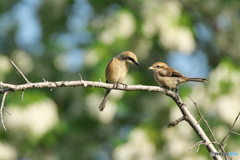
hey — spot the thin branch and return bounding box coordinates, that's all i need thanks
[198,105,212,123]
[218,143,227,152]
[168,116,185,128]
[163,93,222,159]
[79,73,83,81]
[10,60,30,83]
[188,140,205,152]
[188,95,218,142]
[21,90,24,101]
[1,91,10,132]
[230,131,240,136]
[3,107,11,115]
[188,95,226,160]
[221,112,240,145]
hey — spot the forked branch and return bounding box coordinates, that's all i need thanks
[2,60,240,160]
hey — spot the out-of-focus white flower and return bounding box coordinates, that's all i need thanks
[99,10,136,44]
[5,98,59,137]
[113,128,155,160]
[0,142,17,160]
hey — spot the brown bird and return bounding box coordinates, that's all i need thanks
[149,62,207,93]
[99,51,139,111]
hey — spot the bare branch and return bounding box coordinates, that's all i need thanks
[0,80,224,159]
[0,61,227,160]
[188,95,218,142]
[163,93,222,159]
[188,95,226,160]
[20,90,24,101]
[188,140,205,152]
[0,80,169,94]
[221,112,240,144]
[3,107,11,116]
[168,116,185,128]
[9,60,30,83]
[198,105,212,123]
[79,73,83,81]
[230,131,240,136]
[1,91,10,132]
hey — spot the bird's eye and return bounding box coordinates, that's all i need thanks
[157,65,160,68]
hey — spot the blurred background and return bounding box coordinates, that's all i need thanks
[0,0,240,159]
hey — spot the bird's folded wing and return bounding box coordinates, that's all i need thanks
[158,67,184,77]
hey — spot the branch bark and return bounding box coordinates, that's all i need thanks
[0,79,222,159]
[0,61,227,160]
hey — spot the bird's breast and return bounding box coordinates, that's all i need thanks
[106,59,129,83]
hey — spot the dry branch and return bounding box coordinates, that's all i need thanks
[221,112,240,144]
[0,60,235,160]
[0,91,10,132]
[168,116,185,128]
[189,95,228,159]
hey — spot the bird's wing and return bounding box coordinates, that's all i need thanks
[158,67,184,77]
[105,57,115,83]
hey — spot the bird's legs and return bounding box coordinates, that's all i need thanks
[113,83,119,89]
[174,88,179,95]
[120,82,128,89]
[112,82,128,89]
[173,87,181,103]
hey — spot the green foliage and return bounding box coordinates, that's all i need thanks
[0,0,240,159]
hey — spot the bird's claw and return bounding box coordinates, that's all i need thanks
[175,94,182,104]
[113,83,119,89]
[120,83,128,89]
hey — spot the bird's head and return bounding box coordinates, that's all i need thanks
[149,62,168,71]
[119,51,140,66]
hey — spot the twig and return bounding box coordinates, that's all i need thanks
[218,143,227,152]
[3,107,11,115]
[168,116,185,128]
[230,131,240,136]
[188,95,218,142]
[188,95,226,160]
[198,105,212,123]
[79,73,83,81]
[9,60,30,83]
[220,112,240,145]
[21,90,24,101]
[188,140,205,152]
[0,92,10,132]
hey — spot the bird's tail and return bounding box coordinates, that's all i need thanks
[99,89,111,111]
[186,78,208,83]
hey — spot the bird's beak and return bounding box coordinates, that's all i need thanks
[148,66,154,70]
[134,61,140,66]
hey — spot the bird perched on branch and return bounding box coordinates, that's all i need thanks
[99,51,140,111]
[149,62,207,93]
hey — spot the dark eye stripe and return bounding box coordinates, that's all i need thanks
[128,57,135,62]
[157,65,163,68]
